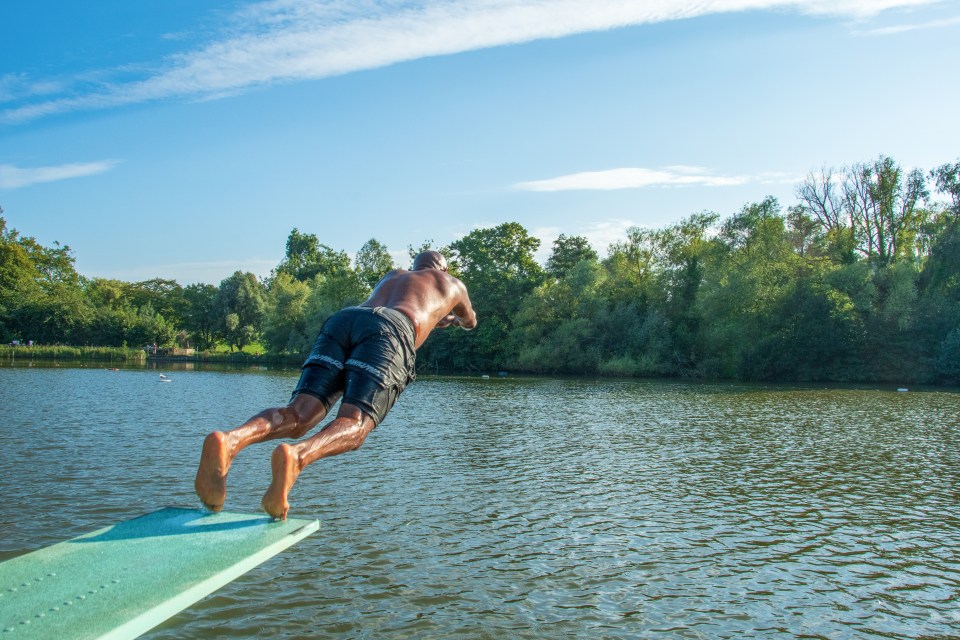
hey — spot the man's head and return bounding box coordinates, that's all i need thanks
[413,250,448,272]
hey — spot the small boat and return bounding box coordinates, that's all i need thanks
[160,374,171,382]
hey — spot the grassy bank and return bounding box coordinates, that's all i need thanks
[0,345,146,363]
[150,351,302,366]
[0,344,306,367]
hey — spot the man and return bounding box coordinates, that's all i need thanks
[195,250,476,520]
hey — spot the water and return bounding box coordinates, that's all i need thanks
[1,366,958,639]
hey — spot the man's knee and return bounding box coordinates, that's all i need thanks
[286,395,329,437]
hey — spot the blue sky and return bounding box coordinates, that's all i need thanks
[2,0,958,285]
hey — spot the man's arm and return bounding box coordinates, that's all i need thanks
[450,282,477,330]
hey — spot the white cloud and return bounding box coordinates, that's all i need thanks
[1,0,940,124]
[513,166,780,191]
[856,14,960,35]
[0,160,120,189]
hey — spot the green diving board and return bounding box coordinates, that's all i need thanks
[0,507,319,639]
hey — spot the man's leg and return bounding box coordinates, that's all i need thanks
[261,402,376,520]
[195,392,338,511]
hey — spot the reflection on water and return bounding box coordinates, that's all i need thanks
[1,368,958,638]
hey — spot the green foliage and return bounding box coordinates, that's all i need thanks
[181,283,219,350]
[429,222,544,370]
[2,153,959,385]
[546,234,598,279]
[935,327,960,383]
[275,228,351,282]
[0,344,145,362]
[214,271,266,352]
[355,238,395,289]
[931,159,960,216]
[262,272,311,354]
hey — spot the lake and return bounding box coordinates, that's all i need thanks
[1,365,958,639]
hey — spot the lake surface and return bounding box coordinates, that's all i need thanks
[1,365,958,639]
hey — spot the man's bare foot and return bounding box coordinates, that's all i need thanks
[195,431,233,511]
[262,443,302,521]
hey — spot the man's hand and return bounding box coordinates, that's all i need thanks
[436,313,460,329]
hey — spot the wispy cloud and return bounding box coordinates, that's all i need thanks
[1,0,940,124]
[0,160,120,189]
[856,14,960,35]
[513,166,799,192]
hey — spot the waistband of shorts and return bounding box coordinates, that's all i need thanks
[349,306,415,338]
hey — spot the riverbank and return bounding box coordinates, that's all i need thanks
[0,344,146,364]
[0,345,303,367]
[147,352,302,366]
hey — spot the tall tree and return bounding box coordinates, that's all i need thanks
[355,238,395,289]
[262,273,311,354]
[545,234,598,279]
[275,228,351,282]
[425,222,543,370]
[843,155,928,265]
[181,283,219,350]
[125,278,184,326]
[0,215,90,344]
[214,271,266,351]
[931,159,960,217]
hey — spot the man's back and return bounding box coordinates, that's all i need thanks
[362,262,475,348]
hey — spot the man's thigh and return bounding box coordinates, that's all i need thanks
[291,364,345,414]
[342,371,402,426]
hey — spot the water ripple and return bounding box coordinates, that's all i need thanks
[2,369,959,638]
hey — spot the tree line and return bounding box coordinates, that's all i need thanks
[2,154,958,384]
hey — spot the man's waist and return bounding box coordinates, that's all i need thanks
[350,305,417,336]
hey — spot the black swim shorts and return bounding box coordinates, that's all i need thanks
[291,306,417,425]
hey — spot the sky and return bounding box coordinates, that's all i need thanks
[2,0,958,285]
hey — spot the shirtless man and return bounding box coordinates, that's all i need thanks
[195,251,476,520]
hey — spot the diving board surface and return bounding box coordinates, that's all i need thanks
[0,508,319,639]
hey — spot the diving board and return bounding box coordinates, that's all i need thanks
[0,507,319,639]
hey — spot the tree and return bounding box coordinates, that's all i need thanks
[262,273,311,354]
[125,278,184,326]
[445,222,543,317]
[931,159,960,217]
[698,198,802,378]
[796,166,845,232]
[843,155,928,265]
[275,228,351,282]
[355,238,394,289]
[181,283,219,350]
[214,272,266,351]
[0,215,37,341]
[512,259,606,374]
[425,223,543,371]
[545,234,598,279]
[0,215,90,344]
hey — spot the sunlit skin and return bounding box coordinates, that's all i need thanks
[195,251,476,519]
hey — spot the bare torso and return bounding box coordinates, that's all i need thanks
[360,268,476,348]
